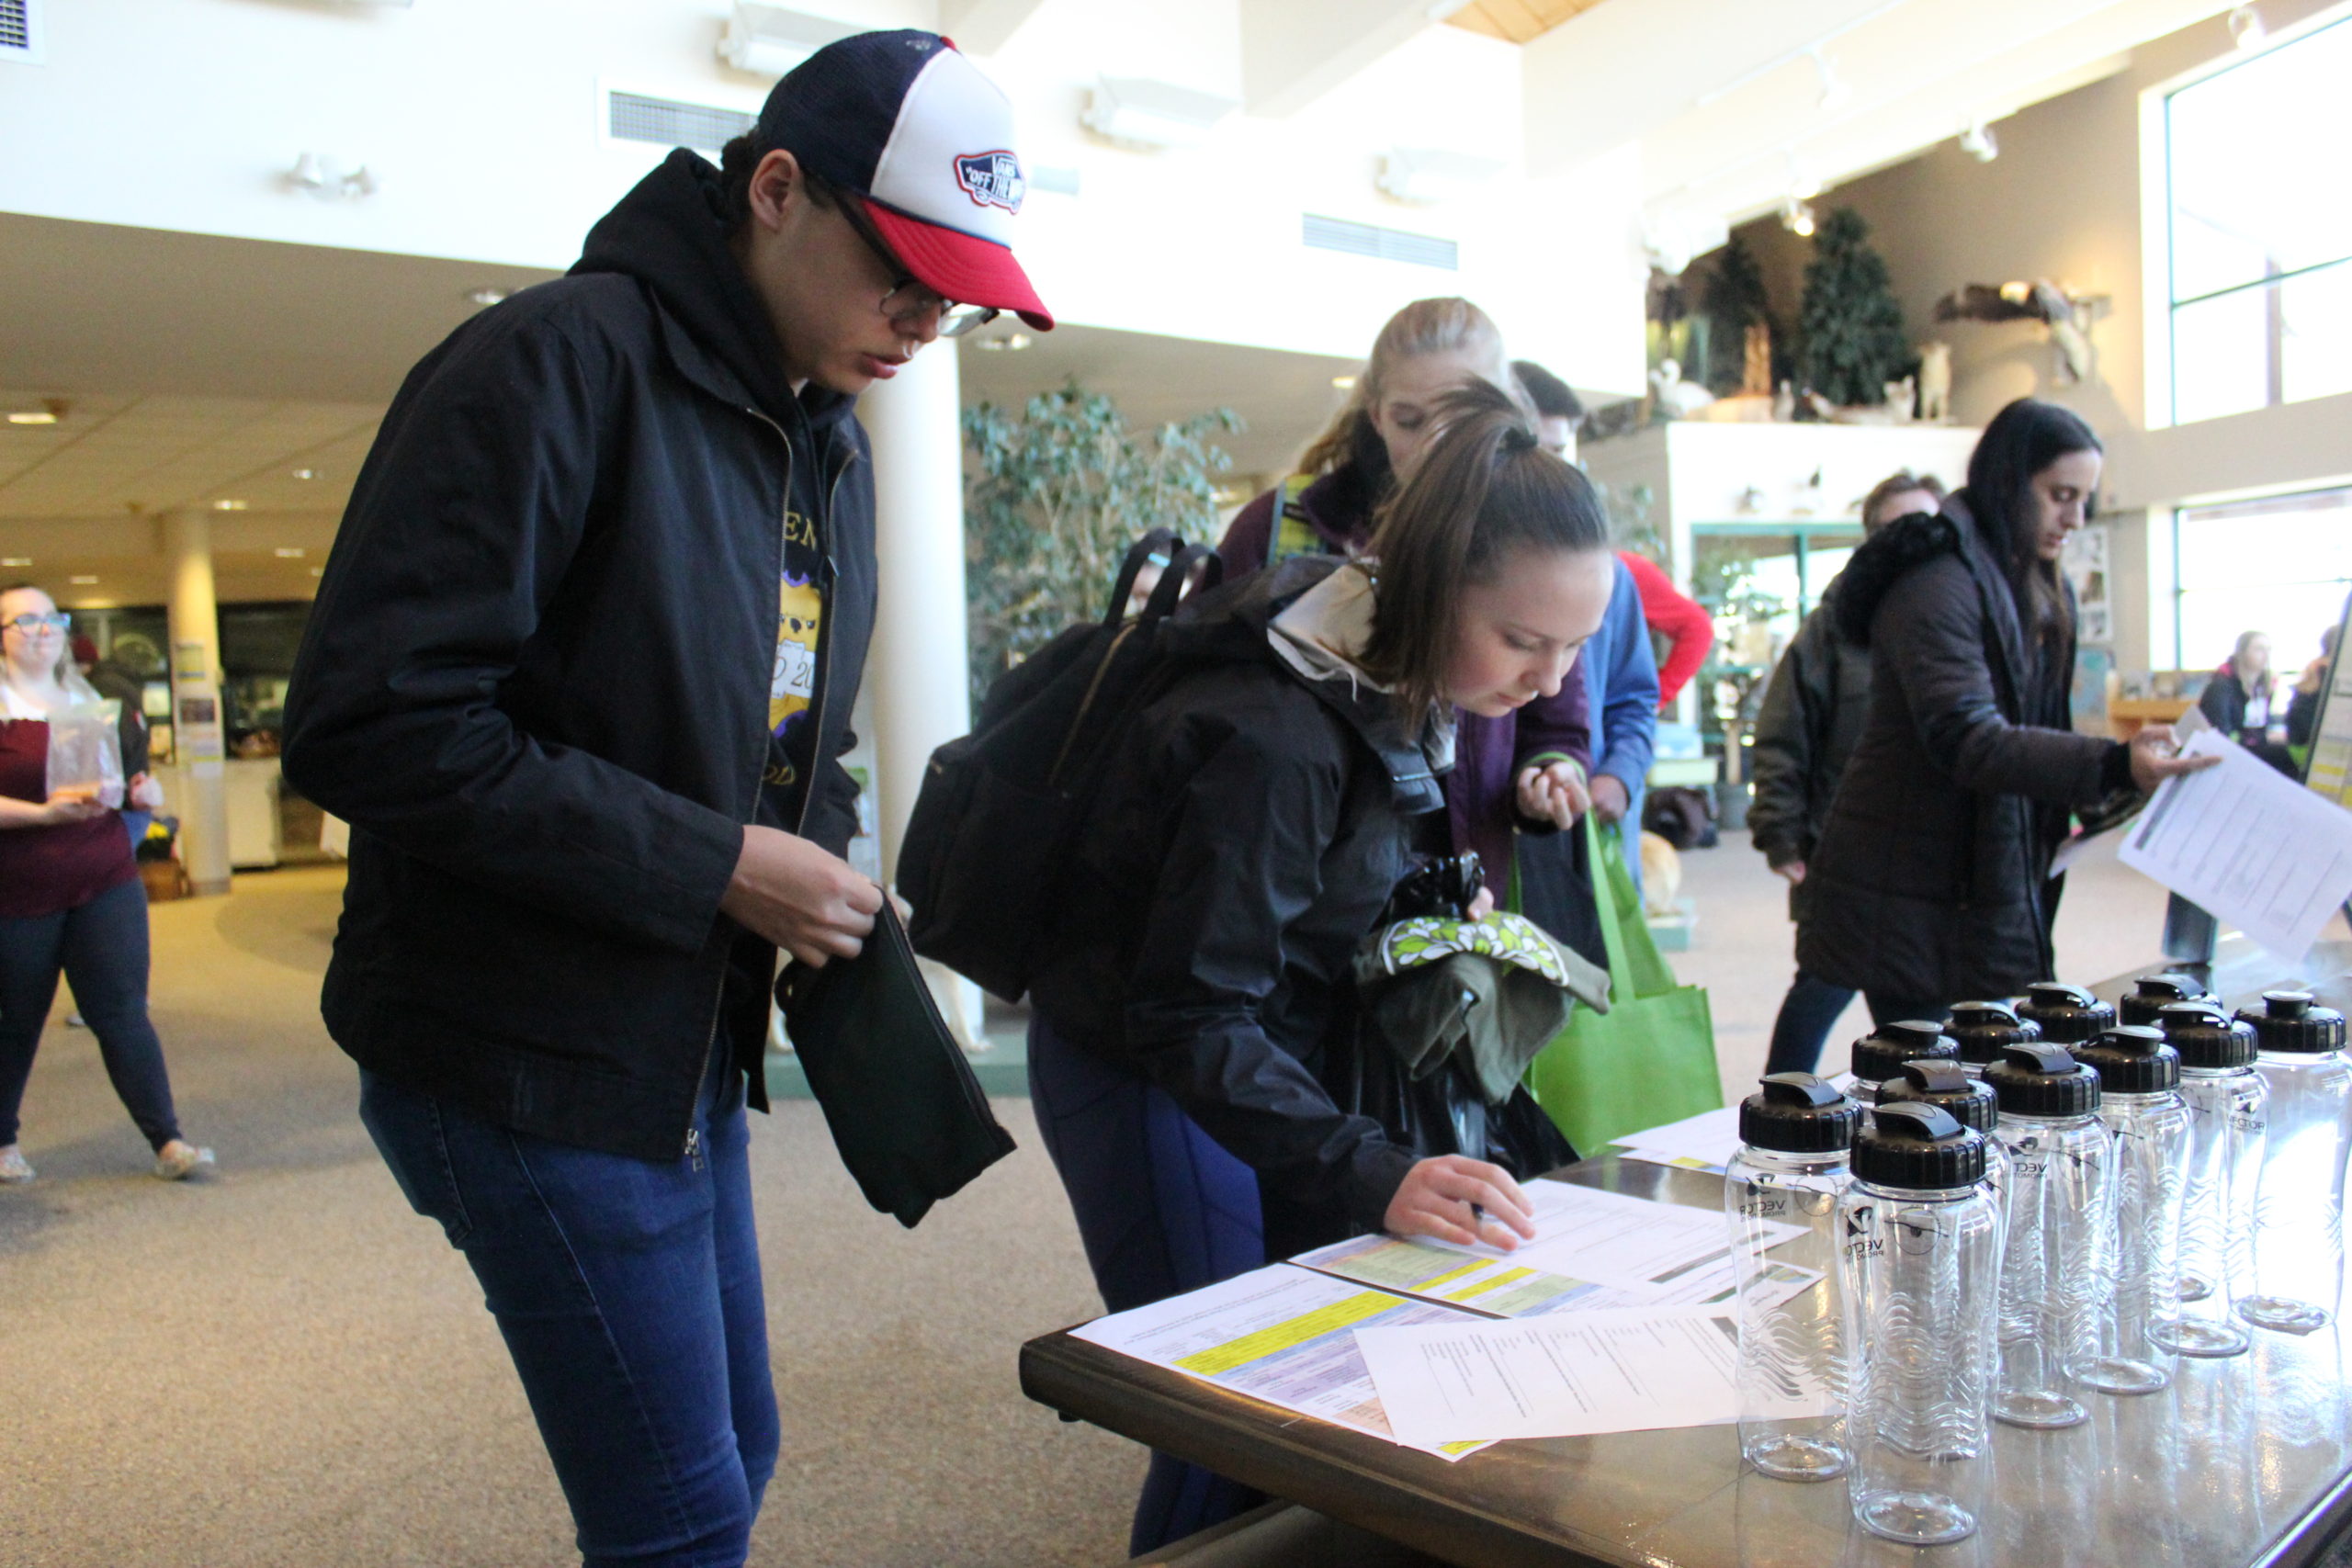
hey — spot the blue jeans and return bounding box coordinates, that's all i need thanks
[1763,970,1859,1077]
[1027,1012,1266,1556]
[0,876,182,1151]
[359,1043,776,1568]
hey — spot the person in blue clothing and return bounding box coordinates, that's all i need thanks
[1578,557,1662,894]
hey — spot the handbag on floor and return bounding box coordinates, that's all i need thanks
[777,901,1017,1228]
[1523,813,1721,1153]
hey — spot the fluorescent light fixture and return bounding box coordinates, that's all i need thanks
[1375,147,1505,206]
[2227,4,2265,49]
[1081,76,1238,152]
[6,411,56,425]
[1331,376,1359,389]
[1959,119,1998,162]
[718,3,859,77]
[212,499,248,511]
[972,332,1034,352]
[291,468,319,480]
[0,557,30,568]
[275,547,307,558]
[311,567,325,578]
[465,288,509,307]
[68,575,98,585]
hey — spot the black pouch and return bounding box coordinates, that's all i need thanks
[777,902,1018,1227]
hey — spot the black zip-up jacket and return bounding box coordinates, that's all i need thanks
[1029,558,1437,1242]
[282,149,876,1161]
[1746,574,1871,922]
[1797,495,2128,1002]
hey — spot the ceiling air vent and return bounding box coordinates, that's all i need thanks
[607,90,755,154]
[1,0,46,65]
[1301,214,1457,271]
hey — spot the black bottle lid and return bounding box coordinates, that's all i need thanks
[2157,1001,2256,1070]
[2018,981,2117,1045]
[2238,990,2349,1055]
[2075,1024,2182,1095]
[1852,1101,1987,1190]
[1946,999,2041,1066]
[1850,1020,1957,1084]
[1876,1058,1999,1134]
[1985,1042,2101,1117]
[2119,972,2217,1028]
[1737,1072,1862,1154]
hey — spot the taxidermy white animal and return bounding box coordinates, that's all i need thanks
[1933,281,2099,385]
[1649,358,1717,417]
[1917,342,1952,422]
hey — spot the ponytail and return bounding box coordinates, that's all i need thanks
[1359,380,1611,720]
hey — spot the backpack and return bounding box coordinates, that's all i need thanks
[899,530,1222,1002]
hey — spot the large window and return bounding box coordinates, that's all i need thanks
[2172,485,2352,678]
[2165,17,2352,424]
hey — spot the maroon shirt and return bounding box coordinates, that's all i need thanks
[0,718,136,919]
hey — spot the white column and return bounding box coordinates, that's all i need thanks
[856,342,986,1044]
[162,510,232,897]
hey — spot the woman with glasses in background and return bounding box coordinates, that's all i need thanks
[0,583,212,1184]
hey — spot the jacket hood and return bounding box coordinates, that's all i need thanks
[573,149,855,434]
[1835,496,1977,646]
[1170,555,1444,812]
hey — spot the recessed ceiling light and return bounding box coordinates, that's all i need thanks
[466,287,510,307]
[290,468,319,480]
[275,547,307,558]
[0,556,30,568]
[6,411,57,425]
[68,574,98,585]
[212,499,248,511]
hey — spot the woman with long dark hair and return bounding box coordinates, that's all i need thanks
[1031,381,1616,1552]
[1796,400,2215,1023]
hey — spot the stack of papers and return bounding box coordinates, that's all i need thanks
[1072,1178,1815,1459]
[1609,1105,1742,1175]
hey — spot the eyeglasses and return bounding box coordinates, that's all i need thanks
[836,200,1000,339]
[4,612,69,636]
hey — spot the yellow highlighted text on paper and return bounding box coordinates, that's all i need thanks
[1176,1292,1396,1376]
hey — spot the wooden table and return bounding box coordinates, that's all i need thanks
[1022,945,2352,1568]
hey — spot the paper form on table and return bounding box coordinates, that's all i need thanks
[2118,729,2352,959]
[1354,1305,1824,1447]
[1069,1263,1496,1461]
[1609,1105,1742,1174]
[1436,1178,1803,1299]
[1291,1231,1819,1318]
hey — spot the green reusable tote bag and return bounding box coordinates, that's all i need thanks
[1523,814,1721,1155]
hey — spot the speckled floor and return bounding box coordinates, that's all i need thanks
[0,836,2210,1568]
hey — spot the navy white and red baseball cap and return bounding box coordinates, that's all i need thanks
[758,30,1053,331]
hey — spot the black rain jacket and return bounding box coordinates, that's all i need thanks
[282,149,876,1161]
[1028,558,1438,1242]
[1797,494,2127,1003]
[1746,574,1872,922]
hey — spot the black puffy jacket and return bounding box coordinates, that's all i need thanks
[1028,558,1441,1241]
[283,150,875,1162]
[1797,496,2129,1003]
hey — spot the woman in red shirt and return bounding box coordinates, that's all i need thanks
[0,584,211,1184]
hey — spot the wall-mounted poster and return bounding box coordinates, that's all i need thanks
[2063,524,2111,646]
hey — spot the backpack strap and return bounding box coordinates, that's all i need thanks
[1267,473,1329,568]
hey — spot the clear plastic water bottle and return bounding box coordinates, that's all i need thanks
[2238,991,2352,1335]
[2073,1025,2190,1394]
[1725,1072,1861,1482]
[2017,980,2116,1050]
[1985,1042,2110,1428]
[1838,1102,2004,1547]
[2154,1000,2265,1359]
[2118,971,2214,1030]
[1877,1057,2008,1207]
[1945,999,2040,1082]
[1849,1021,1956,1129]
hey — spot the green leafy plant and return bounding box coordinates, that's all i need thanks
[1795,207,1908,407]
[962,380,1240,702]
[1699,235,1776,395]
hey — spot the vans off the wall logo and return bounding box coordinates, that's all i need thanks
[954,151,1025,213]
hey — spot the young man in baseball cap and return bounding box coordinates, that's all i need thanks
[284,31,1046,1566]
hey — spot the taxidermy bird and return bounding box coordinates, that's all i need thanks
[1933,280,2101,385]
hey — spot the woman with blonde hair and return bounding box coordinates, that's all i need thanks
[0,582,212,1184]
[1220,298,1594,924]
